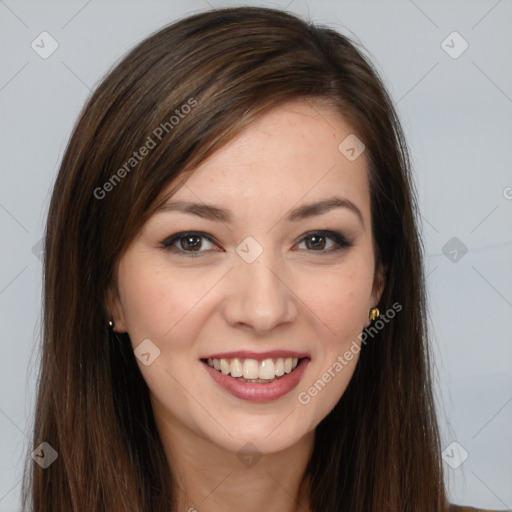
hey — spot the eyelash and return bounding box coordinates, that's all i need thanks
[160,230,353,257]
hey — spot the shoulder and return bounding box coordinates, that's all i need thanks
[449,505,511,512]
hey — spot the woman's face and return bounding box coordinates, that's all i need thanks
[110,99,384,454]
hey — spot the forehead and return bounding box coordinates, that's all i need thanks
[158,99,371,224]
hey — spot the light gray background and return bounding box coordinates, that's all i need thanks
[1,0,511,510]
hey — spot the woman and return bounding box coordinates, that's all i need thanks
[21,6,504,512]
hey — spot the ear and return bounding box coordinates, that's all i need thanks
[371,262,387,305]
[367,262,387,326]
[105,285,128,333]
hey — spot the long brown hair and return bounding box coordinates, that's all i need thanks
[22,6,448,511]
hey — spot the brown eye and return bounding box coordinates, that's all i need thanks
[160,231,217,256]
[304,234,327,250]
[179,234,203,251]
[297,231,353,253]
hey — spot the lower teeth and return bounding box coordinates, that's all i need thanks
[234,376,277,383]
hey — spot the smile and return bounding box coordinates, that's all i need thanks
[200,352,310,402]
[205,356,300,383]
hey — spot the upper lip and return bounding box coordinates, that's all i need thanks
[201,350,310,360]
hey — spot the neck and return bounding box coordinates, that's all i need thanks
[156,414,315,512]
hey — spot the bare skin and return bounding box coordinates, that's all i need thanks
[109,98,384,511]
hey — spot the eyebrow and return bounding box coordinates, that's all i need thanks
[155,196,364,227]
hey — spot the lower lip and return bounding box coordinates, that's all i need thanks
[202,359,310,403]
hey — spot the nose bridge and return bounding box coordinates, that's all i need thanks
[224,240,296,332]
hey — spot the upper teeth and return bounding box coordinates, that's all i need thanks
[206,357,299,379]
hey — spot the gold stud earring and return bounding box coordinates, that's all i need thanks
[369,307,380,321]
[108,320,115,329]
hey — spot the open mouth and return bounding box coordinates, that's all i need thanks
[201,356,308,384]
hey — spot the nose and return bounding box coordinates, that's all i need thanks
[221,250,298,335]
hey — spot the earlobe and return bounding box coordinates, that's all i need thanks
[363,267,386,330]
[105,287,128,333]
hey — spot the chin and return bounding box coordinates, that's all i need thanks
[197,406,316,456]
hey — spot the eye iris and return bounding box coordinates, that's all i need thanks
[181,234,202,251]
[306,235,326,250]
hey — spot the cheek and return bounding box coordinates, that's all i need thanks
[300,259,374,342]
[117,255,210,344]
[294,265,371,426]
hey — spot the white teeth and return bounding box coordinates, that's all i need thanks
[243,359,259,379]
[259,359,275,379]
[230,358,243,378]
[275,358,285,376]
[206,356,301,380]
[220,359,230,375]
